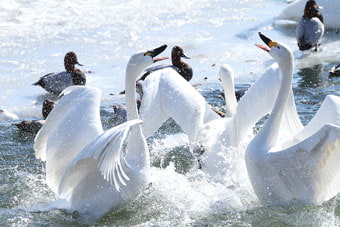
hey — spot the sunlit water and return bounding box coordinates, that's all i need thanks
[1,0,340,225]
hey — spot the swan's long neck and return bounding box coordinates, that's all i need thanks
[125,61,150,168]
[125,65,139,121]
[255,53,294,151]
[222,77,237,118]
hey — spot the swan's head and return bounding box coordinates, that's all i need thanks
[256,32,293,67]
[127,44,168,79]
[219,64,234,84]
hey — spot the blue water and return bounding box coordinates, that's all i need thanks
[1,0,340,225]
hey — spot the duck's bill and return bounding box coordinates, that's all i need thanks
[182,54,190,59]
[76,62,83,66]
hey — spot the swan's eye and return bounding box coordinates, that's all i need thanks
[277,46,280,49]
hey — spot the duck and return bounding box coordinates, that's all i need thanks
[33,51,86,95]
[329,63,340,76]
[34,44,167,218]
[296,0,324,51]
[245,32,340,206]
[12,100,55,134]
[277,0,340,30]
[139,46,193,82]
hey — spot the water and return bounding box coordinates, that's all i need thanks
[1,0,340,225]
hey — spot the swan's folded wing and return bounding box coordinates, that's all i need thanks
[269,124,340,204]
[58,119,143,197]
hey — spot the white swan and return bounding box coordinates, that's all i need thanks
[34,45,167,218]
[277,0,340,29]
[140,58,302,145]
[245,32,340,206]
[198,62,303,177]
[296,0,324,51]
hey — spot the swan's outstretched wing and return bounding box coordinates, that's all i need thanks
[232,64,303,143]
[58,119,143,200]
[139,71,170,138]
[34,86,103,192]
[140,68,219,142]
[295,95,340,142]
[269,123,340,204]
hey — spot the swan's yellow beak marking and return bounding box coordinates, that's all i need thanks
[144,51,152,56]
[268,41,278,48]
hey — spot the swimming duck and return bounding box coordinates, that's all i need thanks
[13,100,55,134]
[296,0,324,51]
[33,51,86,95]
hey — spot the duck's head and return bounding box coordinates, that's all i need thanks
[64,51,83,72]
[172,46,190,61]
[304,0,321,18]
[127,44,168,79]
[256,32,293,67]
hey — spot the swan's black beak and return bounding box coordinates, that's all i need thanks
[145,44,169,62]
[256,32,277,52]
[76,61,83,66]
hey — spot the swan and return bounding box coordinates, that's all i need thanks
[13,100,55,134]
[296,0,324,51]
[34,44,167,218]
[277,0,340,29]
[245,32,340,206]
[33,51,86,95]
[140,58,302,148]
